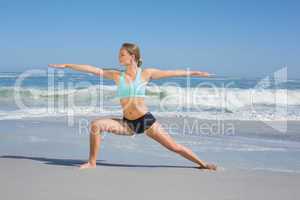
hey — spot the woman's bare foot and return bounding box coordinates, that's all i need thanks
[198,163,217,171]
[79,161,96,169]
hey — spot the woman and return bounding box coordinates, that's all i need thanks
[48,42,217,171]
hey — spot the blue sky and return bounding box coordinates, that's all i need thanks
[0,0,299,78]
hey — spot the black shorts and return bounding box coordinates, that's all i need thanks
[122,112,156,134]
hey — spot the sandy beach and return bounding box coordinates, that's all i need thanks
[1,116,299,200]
[1,156,299,200]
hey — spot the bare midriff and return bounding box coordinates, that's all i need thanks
[120,97,148,120]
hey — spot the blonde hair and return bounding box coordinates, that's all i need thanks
[121,43,143,67]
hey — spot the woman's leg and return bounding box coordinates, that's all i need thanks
[79,117,134,169]
[145,121,217,171]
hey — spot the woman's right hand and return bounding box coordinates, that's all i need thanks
[48,64,67,68]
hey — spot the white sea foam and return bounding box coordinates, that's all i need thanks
[0,85,300,121]
[1,85,300,105]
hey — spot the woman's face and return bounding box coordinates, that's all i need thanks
[119,48,134,66]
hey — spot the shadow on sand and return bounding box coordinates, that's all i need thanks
[0,155,197,169]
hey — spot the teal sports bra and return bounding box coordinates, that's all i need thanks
[116,67,146,99]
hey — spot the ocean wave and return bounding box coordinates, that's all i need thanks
[0,84,300,121]
[0,75,18,78]
[0,107,122,120]
[0,107,299,121]
[1,85,300,106]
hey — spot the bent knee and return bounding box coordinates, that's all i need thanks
[90,120,104,133]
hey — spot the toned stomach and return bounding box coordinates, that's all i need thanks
[120,97,149,120]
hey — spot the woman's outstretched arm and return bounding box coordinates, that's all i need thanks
[48,64,118,80]
[144,68,215,80]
